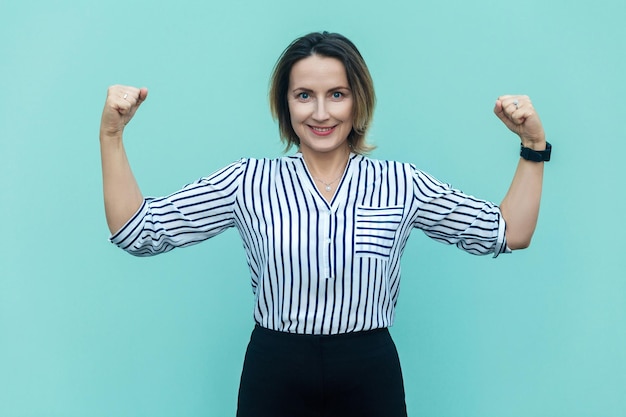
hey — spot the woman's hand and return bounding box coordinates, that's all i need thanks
[494,95,545,149]
[100,85,148,139]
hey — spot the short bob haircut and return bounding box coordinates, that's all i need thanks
[269,31,376,154]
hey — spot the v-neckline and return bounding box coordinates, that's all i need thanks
[295,152,357,209]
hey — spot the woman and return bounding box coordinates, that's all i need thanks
[99,31,549,417]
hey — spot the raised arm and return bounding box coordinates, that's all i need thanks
[99,85,148,234]
[495,95,548,250]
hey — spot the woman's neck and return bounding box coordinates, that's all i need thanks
[300,146,351,182]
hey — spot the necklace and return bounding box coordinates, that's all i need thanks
[312,174,343,192]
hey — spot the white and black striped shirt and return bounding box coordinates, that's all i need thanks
[111,153,509,335]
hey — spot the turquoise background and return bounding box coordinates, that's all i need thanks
[1,0,625,416]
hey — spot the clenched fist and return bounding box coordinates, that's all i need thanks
[100,85,148,139]
[494,95,545,149]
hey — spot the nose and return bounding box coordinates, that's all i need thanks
[312,99,329,121]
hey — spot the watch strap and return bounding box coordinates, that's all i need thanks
[520,142,551,162]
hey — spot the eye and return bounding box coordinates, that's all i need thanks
[298,92,310,100]
[331,92,343,99]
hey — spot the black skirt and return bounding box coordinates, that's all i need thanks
[236,325,408,417]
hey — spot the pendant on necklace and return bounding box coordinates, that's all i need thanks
[325,185,332,192]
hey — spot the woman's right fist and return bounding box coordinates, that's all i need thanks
[100,85,148,138]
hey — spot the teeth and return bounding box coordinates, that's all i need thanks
[312,127,332,132]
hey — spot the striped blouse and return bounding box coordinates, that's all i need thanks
[111,153,509,335]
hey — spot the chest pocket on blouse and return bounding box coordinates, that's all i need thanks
[354,205,404,259]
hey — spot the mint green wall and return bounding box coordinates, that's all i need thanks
[1,0,624,416]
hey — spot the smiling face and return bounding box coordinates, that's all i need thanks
[287,55,354,158]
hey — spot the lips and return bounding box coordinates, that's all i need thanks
[308,125,336,136]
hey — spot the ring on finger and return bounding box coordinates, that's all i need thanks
[123,93,128,100]
[512,99,519,109]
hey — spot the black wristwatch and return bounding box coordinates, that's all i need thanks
[520,142,551,162]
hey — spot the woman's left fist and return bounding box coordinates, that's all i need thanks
[494,95,545,148]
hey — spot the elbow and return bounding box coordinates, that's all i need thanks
[501,211,537,251]
[506,236,532,251]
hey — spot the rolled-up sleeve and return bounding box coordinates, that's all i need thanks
[110,159,247,257]
[411,168,511,257]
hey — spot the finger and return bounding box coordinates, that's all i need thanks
[512,108,537,126]
[138,87,149,102]
[122,88,149,111]
[498,94,528,102]
[133,87,149,109]
[494,98,513,125]
[120,87,141,103]
[108,86,146,114]
[512,101,536,125]
[508,110,526,126]
[105,88,130,113]
[499,96,532,125]
[109,85,136,98]
[501,96,520,112]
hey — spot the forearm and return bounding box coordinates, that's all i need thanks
[499,143,545,250]
[100,133,144,235]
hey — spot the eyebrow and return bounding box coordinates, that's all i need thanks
[291,86,351,93]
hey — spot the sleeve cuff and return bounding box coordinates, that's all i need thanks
[493,212,512,258]
[109,199,151,249]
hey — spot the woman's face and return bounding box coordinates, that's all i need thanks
[287,55,354,157]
